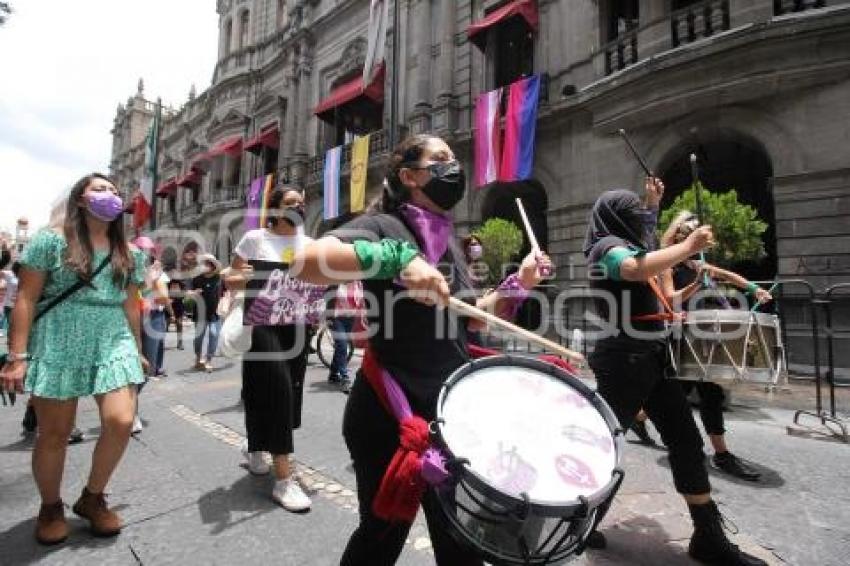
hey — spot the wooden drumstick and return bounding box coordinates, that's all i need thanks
[515,198,540,253]
[515,198,552,277]
[448,297,585,363]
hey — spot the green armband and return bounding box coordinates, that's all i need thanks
[353,239,420,280]
[600,247,645,281]
[745,282,759,295]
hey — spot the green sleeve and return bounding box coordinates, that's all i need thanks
[19,230,62,272]
[600,247,644,281]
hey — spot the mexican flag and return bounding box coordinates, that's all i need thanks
[134,109,160,230]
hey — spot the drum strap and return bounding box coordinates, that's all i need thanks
[631,276,685,322]
[360,348,451,523]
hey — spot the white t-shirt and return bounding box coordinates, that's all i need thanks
[234,228,313,263]
[1,271,18,308]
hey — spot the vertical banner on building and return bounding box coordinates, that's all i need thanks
[473,87,503,188]
[323,146,342,220]
[350,134,370,213]
[245,176,265,231]
[257,174,274,228]
[363,0,389,84]
[499,74,541,182]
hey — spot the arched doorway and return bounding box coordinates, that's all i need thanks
[480,179,549,257]
[658,134,776,281]
[480,180,549,331]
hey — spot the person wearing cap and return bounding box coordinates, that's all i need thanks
[189,254,223,373]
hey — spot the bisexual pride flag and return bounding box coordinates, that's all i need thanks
[499,74,541,183]
[323,145,342,220]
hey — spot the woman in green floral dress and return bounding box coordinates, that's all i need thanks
[0,173,149,545]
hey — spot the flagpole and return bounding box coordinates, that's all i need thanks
[150,98,162,231]
[388,0,400,149]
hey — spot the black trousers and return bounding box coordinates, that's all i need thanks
[590,339,710,495]
[242,325,308,455]
[679,381,726,436]
[340,376,484,566]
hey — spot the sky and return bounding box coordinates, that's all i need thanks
[0,0,219,235]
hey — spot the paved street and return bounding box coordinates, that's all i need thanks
[1,330,849,565]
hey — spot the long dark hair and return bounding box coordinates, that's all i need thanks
[63,173,132,286]
[369,134,436,213]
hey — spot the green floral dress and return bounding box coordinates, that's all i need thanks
[21,230,147,399]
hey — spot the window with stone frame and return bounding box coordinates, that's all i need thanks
[321,70,383,151]
[238,9,250,50]
[223,19,233,57]
[492,15,534,89]
[605,0,639,42]
[262,146,279,176]
[276,0,288,29]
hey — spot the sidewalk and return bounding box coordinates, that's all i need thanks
[1,339,847,564]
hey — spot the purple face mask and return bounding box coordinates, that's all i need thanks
[86,191,124,222]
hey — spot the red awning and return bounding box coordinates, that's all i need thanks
[176,170,203,189]
[207,135,243,158]
[467,0,539,50]
[155,178,178,197]
[244,123,280,154]
[189,153,210,173]
[314,63,385,123]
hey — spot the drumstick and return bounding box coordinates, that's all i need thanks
[515,198,540,253]
[618,129,654,177]
[448,297,585,363]
[515,198,552,277]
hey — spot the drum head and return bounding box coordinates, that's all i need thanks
[437,355,620,508]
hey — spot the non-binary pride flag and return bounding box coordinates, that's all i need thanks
[323,146,342,220]
[499,74,541,183]
[473,87,503,188]
[350,134,370,213]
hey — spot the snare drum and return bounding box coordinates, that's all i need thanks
[673,310,786,385]
[433,355,624,565]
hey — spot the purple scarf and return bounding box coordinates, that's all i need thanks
[399,203,453,265]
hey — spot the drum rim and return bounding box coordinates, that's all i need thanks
[435,354,625,516]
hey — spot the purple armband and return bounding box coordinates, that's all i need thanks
[496,273,530,319]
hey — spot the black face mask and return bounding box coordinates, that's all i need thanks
[420,161,466,211]
[270,204,305,227]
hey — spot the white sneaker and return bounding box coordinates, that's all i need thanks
[241,440,270,475]
[132,415,143,434]
[272,478,311,512]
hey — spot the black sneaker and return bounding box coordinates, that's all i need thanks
[689,502,767,565]
[341,378,353,395]
[585,530,607,549]
[328,373,341,384]
[22,404,38,433]
[712,452,761,482]
[68,428,84,444]
[630,420,657,446]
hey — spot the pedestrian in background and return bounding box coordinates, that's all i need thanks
[327,280,363,392]
[0,173,148,546]
[190,253,223,373]
[167,278,186,350]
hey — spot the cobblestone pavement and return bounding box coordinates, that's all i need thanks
[1,332,848,565]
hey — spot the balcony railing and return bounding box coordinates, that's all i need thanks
[671,0,731,48]
[305,129,391,187]
[210,185,242,205]
[178,201,203,223]
[774,0,827,15]
[603,29,639,76]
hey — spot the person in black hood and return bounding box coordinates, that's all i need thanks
[583,190,767,566]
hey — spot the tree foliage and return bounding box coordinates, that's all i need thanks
[474,218,524,285]
[659,183,767,266]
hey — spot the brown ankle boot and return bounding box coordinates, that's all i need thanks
[35,501,68,545]
[72,487,122,537]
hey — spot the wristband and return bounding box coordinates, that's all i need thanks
[745,282,759,295]
[6,352,30,362]
[353,239,420,280]
[496,273,530,320]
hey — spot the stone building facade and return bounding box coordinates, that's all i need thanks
[110,0,850,369]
